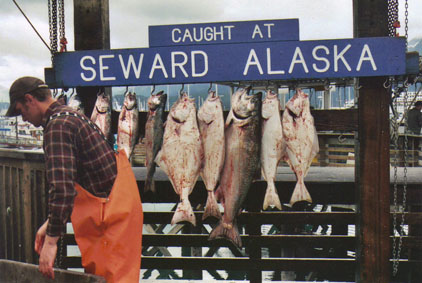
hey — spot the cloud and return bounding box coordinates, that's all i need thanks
[1,0,421,102]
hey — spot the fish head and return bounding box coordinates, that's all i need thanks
[285,88,309,117]
[262,90,280,118]
[95,92,110,113]
[148,90,163,110]
[170,91,196,123]
[231,86,261,119]
[124,91,137,110]
[68,94,84,114]
[206,90,218,102]
[198,91,222,124]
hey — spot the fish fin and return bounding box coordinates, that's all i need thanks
[209,221,242,248]
[202,191,222,220]
[171,198,196,226]
[263,181,282,210]
[225,109,234,127]
[290,179,312,206]
[198,109,214,125]
[214,186,224,206]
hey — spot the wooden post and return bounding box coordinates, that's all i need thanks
[22,162,32,263]
[73,0,110,118]
[354,1,391,282]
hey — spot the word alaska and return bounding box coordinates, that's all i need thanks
[50,37,405,88]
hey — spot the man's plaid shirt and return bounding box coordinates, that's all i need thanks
[42,101,117,236]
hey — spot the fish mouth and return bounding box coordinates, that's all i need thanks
[266,90,278,99]
[96,106,108,114]
[207,91,218,101]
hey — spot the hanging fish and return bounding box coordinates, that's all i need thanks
[117,91,139,160]
[144,90,167,193]
[261,90,285,210]
[282,88,319,205]
[209,87,262,248]
[197,90,225,220]
[67,93,84,114]
[91,92,112,141]
[155,92,203,226]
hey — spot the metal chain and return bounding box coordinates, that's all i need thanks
[387,0,399,37]
[405,0,409,48]
[391,81,400,275]
[58,0,65,40]
[58,0,67,52]
[48,0,58,64]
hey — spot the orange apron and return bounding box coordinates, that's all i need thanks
[70,150,143,283]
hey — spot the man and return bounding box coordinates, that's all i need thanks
[6,76,143,282]
[407,101,422,135]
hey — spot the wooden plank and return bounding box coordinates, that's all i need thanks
[22,162,32,263]
[355,76,391,283]
[63,255,356,271]
[0,166,6,259]
[73,0,110,118]
[139,211,356,225]
[354,1,391,281]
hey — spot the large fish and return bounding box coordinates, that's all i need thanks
[155,92,203,226]
[261,90,285,210]
[209,87,261,248]
[282,88,319,205]
[91,92,112,141]
[197,91,225,220]
[144,90,167,193]
[117,91,139,160]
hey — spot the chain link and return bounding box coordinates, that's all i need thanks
[391,82,399,275]
[387,0,399,37]
[48,0,58,64]
[405,0,409,48]
[58,0,65,39]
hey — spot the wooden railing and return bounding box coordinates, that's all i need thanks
[1,135,421,282]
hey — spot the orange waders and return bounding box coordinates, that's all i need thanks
[71,150,143,283]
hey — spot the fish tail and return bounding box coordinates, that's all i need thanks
[171,195,196,226]
[209,221,242,248]
[290,179,312,205]
[144,164,157,193]
[144,178,155,193]
[263,181,282,210]
[202,191,222,220]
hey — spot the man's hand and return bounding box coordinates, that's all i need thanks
[35,220,48,254]
[35,220,59,279]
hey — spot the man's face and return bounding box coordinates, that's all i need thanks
[14,95,43,127]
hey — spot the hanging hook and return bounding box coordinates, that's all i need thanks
[208,82,213,92]
[180,84,185,96]
[151,85,156,95]
[383,77,392,89]
[403,77,409,88]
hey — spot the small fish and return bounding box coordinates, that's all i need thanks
[282,88,319,205]
[209,87,262,248]
[144,91,167,193]
[91,92,112,141]
[197,91,225,220]
[261,90,285,210]
[117,91,139,160]
[155,92,203,226]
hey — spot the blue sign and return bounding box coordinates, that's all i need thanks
[149,19,299,47]
[48,37,406,88]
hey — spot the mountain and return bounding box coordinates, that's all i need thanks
[408,37,422,54]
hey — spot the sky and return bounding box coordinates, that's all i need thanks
[0,0,421,102]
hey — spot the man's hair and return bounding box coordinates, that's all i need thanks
[415,101,422,107]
